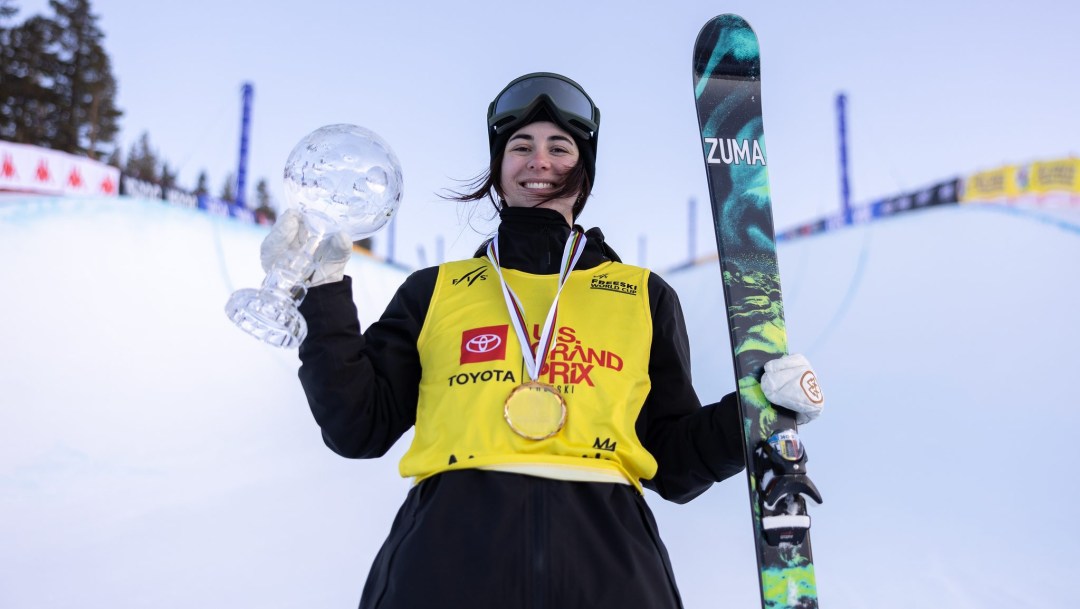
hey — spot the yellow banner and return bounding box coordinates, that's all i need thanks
[1027,158,1080,194]
[962,166,1019,202]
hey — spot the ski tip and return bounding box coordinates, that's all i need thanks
[695,13,755,40]
[692,13,761,82]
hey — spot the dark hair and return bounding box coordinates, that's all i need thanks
[443,141,592,221]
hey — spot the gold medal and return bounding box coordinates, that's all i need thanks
[486,233,585,442]
[503,381,567,440]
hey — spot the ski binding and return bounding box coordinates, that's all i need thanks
[756,429,822,546]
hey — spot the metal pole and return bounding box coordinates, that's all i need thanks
[836,92,852,224]
[236,83,254,209]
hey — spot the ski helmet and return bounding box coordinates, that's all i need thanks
[487,72,600,189]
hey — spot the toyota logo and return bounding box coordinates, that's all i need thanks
[466,333,502,353]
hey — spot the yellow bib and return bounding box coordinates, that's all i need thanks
[400,258,657,491]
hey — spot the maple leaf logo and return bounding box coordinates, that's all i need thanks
[35,160,50,182]
[1,154,16,179]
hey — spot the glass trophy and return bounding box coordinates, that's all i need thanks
[225,124,403,348]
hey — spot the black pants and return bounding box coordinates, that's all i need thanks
[359,469,684,609]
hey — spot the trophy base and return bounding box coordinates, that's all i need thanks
[225,287,307,349]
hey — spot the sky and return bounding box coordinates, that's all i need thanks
[2,194,1078,608]
[10,0,1080,271]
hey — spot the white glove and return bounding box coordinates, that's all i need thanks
[760,353,824,425]
[260,209,352,287]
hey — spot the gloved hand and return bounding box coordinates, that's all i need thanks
[760,353,824,425]
[260,209,352,287]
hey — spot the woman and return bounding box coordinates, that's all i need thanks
[265,72,823,608]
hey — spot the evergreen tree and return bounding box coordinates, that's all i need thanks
[253,178,277,224]
[124,131,159,182]
[194,171,209,196]
[220,172,235,202]
[0,0,121,157]
[159,162,177,192]
[47,0,121,158]
[254,178,271,208]
[0,7,64,146]
[249,179,274,224]
[104,146,121,168]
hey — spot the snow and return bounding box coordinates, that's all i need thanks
[658,202,1080,608]
[1,195,1078,608]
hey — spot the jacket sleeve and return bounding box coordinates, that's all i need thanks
[637,272,746,504]
[296,269,437,458]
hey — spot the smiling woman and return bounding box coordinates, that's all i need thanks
[499,121,581,223]
[447,72,599,223]
[259,70,826,609]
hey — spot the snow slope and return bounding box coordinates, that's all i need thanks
[661,202,1080,608]
[1,195,1077,608]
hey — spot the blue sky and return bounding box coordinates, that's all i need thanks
[12,0,1080,269]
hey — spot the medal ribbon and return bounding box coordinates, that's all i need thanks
[486,230,587,382]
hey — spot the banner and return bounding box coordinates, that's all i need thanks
[775,177,960,242]
[197,194,254,223]
[961,166,1020,202]
[0,140,120,196]
[772,157,1075,246]
[1025,158,1079,194]
[874,177,960,216]
[0,140,258,226]
[962,158,1080,203]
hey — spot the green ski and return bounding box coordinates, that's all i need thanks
[691,14,822,609]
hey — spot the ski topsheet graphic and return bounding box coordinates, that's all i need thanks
[692,14,822,609]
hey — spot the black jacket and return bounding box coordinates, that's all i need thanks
[297,207,744,608]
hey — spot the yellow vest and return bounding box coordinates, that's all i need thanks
[400,257,657,491]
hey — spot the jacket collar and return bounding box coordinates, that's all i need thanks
[475,207,620,274]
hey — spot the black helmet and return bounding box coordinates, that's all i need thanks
[487,72,600,188]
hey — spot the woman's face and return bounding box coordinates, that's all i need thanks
[499,121,580,224]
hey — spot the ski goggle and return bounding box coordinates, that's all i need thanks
[487,73,601,147]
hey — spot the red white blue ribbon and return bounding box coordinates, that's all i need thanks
[486,230,587,382]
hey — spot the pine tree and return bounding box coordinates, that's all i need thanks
[253,178,277,224]
[47,0,122,158]
[220,172,236,202]
[104,146,121,169]
[254,178,271,207]
[0,7,64,145]
[194,171,209,196]
[0,0,121,157]
[160,162,177,192]
[124,132,159,182]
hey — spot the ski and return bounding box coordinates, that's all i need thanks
[691,14,822,609]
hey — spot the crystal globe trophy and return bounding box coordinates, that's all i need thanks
[225,124,403,348]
